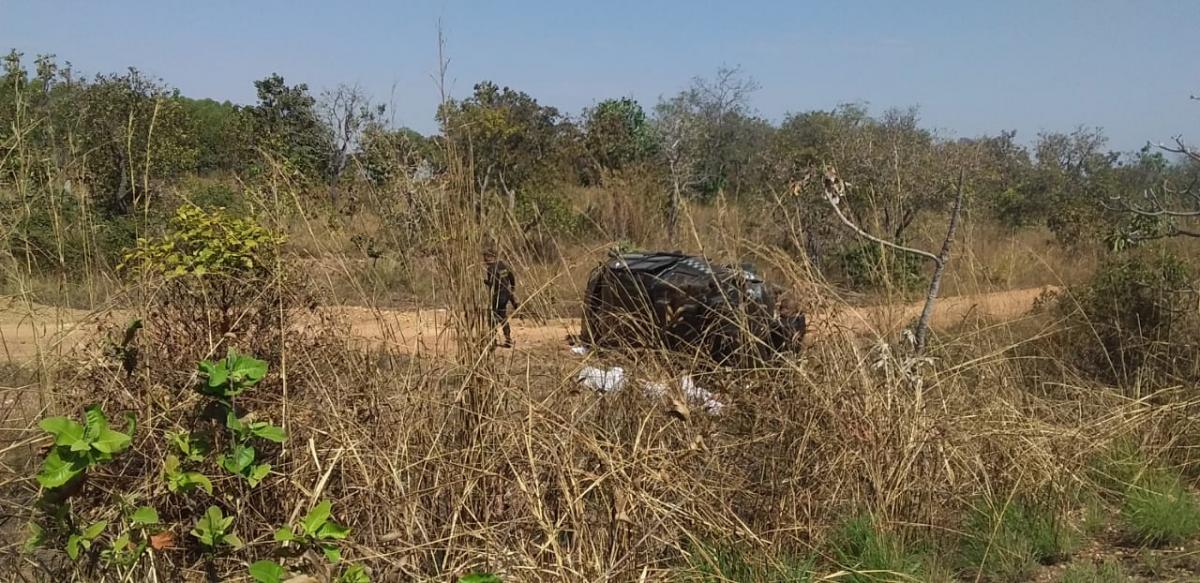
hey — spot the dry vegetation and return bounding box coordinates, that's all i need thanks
[2,48,1200,583]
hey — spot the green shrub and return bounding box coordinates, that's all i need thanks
[838,242,925,291]
[958,498,1076,581]
[1058,248,1198,386]
[831,514,927,582]
[1122,466,1200,547]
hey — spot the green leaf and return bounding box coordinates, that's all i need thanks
[219,444,256,474]
[37,448,84,489]
[91,428,132,454]
[225,410,245,433]
[321,543,342,564]
[23,522,45,552]
[66,534,81,560]
[191,506,228,548]
[301,500,333,536]
[199,359,228,389]
[250,422,286,443]
[229,352,268,385]
[82,520,107,540]
[39,417,85,446]
[249,560,287,583]
[224,533,244,549]
[247,463,271,487]
[131,506,159,526]
[185,471,214,495]
[337,564,371,583]
[273,525,296,542]
[83,405,109,440]
[124,412,137,437]
[316,520,351,541]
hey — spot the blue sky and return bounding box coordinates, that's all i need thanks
[2,0,1196,150]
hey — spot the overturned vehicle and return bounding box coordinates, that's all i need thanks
[579,251,806,363]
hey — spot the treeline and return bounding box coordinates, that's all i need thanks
[2,50,1196,264]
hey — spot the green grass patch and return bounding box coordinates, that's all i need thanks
[958,497,1076,582]
[831,514,930,582]
[1122,466,1200,547]
[678,542,815,583]
[1059,559,1127,583]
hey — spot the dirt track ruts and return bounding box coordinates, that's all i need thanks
[1,285,1059,364]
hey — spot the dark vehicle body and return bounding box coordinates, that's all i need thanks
[580,251,806,362]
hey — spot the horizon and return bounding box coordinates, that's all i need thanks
[2,0,1197,151]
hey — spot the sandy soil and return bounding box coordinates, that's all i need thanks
[0,285,1059,365]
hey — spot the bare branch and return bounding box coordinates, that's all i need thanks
[816,167,942,265]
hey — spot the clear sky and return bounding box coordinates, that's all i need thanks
[2,0,1196,150]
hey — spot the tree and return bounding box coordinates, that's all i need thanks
[438,81,572,208]
[248,74,329,180]
[75,68,197,214]
[1105,136,1200,243]
[319,84,383,204]
[581,97,656,182]
[181,97,252,174]
[654,66,766,198]
[819,164,967,354]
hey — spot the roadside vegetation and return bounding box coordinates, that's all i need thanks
[2,45,1199,581]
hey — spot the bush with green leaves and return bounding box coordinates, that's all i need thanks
[99,504,160,568]
[250,560,371,583]
[119,204,284,278]
[1058,248,1197,386]
[36,405,132,490]
[838,242,925,292]
[958,498,1076,581]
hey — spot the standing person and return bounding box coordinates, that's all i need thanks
[483,249,518,347]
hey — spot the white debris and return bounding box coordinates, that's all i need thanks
[575,365,724,416]
[575,366,627,393]
[570,345,590,356]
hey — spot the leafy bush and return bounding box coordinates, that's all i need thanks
[36,405,132,490]
[1122,466,1200,547]
[831,514,928,582]
[120,204,283,277]
[1057,248,1198,386]
[958,498,1075,581]
[838,242,925,291]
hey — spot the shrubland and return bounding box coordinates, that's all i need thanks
[1,48,1199,581]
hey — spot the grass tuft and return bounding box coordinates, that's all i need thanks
[958,497,1076,582]
[1122,466,1200,547]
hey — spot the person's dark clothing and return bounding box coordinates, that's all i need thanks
[485,260,517,343]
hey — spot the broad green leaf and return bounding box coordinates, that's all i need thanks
[23,522,45,552]
[83,405,109,440]
[131,506,159,526]
[37,449,84,489]
[219,444,256,474]
[39,417,85,446]
[184,471,214,495]
[191,506,227,547]
[321,543,342,564]
[337,564,371,583]
[301,500,332,536]
[229,353,267,385]
[91,428,132,454]
[249,560,287,583]
[273,525,296,542]
[224,533,244,549]
[66,534,81,560]
[316,520,351,541]
[225,410,245,432]
[82,520,107,540]
[199,360,228,389]
[250,423,286,443]
[247,463,271,487]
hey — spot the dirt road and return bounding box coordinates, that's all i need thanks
[1,285,1058,365]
